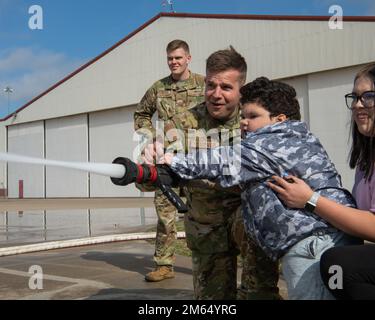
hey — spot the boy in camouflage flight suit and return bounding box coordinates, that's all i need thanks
[134,40,205,281]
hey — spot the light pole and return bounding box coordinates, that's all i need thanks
[162,0,175,13]
[3,86,14,115]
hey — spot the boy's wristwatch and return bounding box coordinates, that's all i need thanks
[304,192,320,212]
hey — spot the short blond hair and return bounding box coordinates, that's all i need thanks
[166,39,190,54]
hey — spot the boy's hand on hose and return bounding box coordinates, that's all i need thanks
[158,152,174,166]
[141,140,167,165]
[141,143,157,165]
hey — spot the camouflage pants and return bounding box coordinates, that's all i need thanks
[187,207,280,300]
[191,250,238,300]
[153,189,177,266]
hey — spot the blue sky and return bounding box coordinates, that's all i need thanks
[0,0,374,118]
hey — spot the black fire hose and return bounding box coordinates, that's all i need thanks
[110,157,188,213]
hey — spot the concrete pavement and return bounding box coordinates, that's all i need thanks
[0,239,287,300]
[0,198,287,300]
[0,240,194,300]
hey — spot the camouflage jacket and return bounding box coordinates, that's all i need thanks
[134,72,205,137]
[171,121,356,259]
[166,103,242,253]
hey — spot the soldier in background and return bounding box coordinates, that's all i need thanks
[163,47,280,299]
[134,40,205,282]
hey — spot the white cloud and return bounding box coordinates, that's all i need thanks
[0,47,83,116]
[0,48,65,73]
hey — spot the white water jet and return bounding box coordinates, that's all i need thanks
[0,152,126,178]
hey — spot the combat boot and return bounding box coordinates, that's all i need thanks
[145,265,175,282]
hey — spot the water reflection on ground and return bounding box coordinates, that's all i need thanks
[0,208,158,248]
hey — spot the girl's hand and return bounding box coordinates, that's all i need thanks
[267,175,314,209]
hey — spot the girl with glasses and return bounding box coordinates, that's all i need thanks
[268,63,375,299]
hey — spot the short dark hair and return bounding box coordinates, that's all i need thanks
[166,40,190,54]
[240,77,301,121]
[206,46,247,84]
[349,63,375,180]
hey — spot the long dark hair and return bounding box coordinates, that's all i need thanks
[349,63,375,180]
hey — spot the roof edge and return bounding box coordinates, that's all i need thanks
[159,12,375,22]
[3,12,374,122]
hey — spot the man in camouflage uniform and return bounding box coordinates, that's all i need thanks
[164,47,280,299]
[134,40,205,282]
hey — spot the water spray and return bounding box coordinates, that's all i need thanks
[0,152,125,178]
[0,152,187,213]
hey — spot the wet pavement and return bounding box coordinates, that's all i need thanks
[0,198,287,300]
[0,239,287,300]
[0,198,158,247]
[0,240,194,300]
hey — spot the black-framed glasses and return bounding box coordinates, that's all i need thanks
[345,91,375,110]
